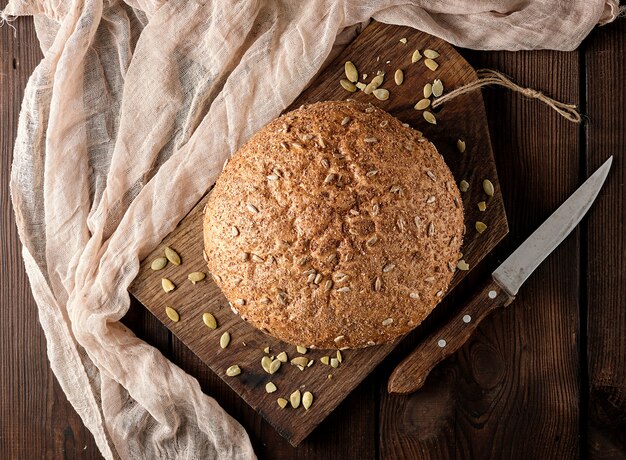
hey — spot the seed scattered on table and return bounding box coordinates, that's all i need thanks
[290,390,301,408]
[394,69,404,85]
[340,79,357,92]
[344,61,358,82]
[291,357,309,367]
[475,221,488,233]
[399,37,407,44]
[276,351,288,362]
[261,356,272,373]
[296,345,307,354]
[266,382,277,393]
[220,331,231,349]
[457,139,466,153]
[226,365,241,377]
[337,350,343,363]
[424,58,439,71]
[457,259,470,271]
[483,179,495,197]
[414,98,430,110]
[321,356,330,365]
[423,83,433,98]
[423,49,440,59]
[432,79,444,97]
[423,111,437,124]
[165,306,179,322]
[269,359,281,374]
[188,272,206,284]
[302,391,314,410]
[277,398,288,409]
[411,49,422,63]
[373,88,389,101]
[478,201,487,212]
[161,278,175,293]
[459,180,469,192]
[151,257,167,271]
[330,358,339,368]
[164,246,181,266]
[202,312,217,329]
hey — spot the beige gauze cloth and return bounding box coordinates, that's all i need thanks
[2,0,621,458]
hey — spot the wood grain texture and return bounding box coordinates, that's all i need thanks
[380,48,582,459]
[0,12,101,460]
[129,22,508,446]
[584,18,626,460]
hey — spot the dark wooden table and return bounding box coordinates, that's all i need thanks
[2,13,625,460]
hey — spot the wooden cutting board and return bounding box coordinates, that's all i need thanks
[129,22,508,446]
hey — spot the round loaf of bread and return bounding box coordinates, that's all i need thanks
[203,101,463,349]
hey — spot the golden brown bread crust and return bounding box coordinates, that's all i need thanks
[203,101,463,349]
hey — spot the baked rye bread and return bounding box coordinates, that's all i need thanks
[203,101,464,349]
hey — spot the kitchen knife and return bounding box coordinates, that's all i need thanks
[387,156,613,395]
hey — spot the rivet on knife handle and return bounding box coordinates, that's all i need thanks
[387,278,514,395]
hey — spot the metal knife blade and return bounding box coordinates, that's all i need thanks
[387,157,613,395]
[493,156,613,295]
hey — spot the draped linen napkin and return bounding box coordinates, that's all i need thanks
[2,0,620,458]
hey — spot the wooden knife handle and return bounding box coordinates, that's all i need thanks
[387,277,515,394]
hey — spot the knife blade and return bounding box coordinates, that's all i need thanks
[387,157,613,395]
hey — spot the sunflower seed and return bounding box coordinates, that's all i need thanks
[302,391,314,410]
[432,79,444,97]
[330,358,339,368]
[457,259,470,271]
[423,111,437,124]
[373,88,390,101]
[414,98,430,110]
[411,49,422,63]
[269,359,281,374]
[297,345,308,354]
[161,278,175,293]
[374,276,382,292]
[394,69,404,85]
[165,306,179,322]
[265,382,277,393]
[345,61,358,82]
[427,196,436,204]
[424,49,440,59]
[290,390,301,408]
[202,312,217,329]
[483,179,495,196]
[226,365,241,377]
[457,139,466,153]
[383,262,396,273]
[364,137,378,143]
[246,203,259,214]
[261,356,272,373]
[410,292,420,299]
[164,246,181,266]
[341,116,351,126]
[340,79,357,92]
[336,286,351,293]
[428,222,435,236]
[382,318,394,326]
[188,272,206,284]
[423,83,433,98]
[220,332,231,349]
[151,257,167,271]
[476,221,488,233]
[277,351,288,362]
[291,357,309,367]
[425,58,439,71]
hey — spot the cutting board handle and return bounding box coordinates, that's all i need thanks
[387,277,514,394]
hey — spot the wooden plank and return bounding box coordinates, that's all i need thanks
[584,19,626,459]
[129,22,508,446]
[0,13,101,460]
[379,48,582,458]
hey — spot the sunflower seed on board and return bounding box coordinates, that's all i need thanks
[164,246,181,266]
[373,88,390,101]
[261,356,272,373]
[297,346,308,354]
[340,79,357,92]
[457,259,470,271]
[321,356,330,365]
[394,69,404,85]
[330,358,339,368]
[478,201,487,212]
[220,331,231,349]
[265,382,277,393]
[202,312,217,329]
[459,180,469,192]
[345,61,359,82]
[290,390,301,408]
[165,306,179,322]
[303,391,314,410]
[399,37,407,44]
[476,221,488,233]
[432,79,444,97]
[225,365,241,377]
[277,398,288,409]
[151,257,167,271]
[188,272,206,284]
[424,59,439,71]
[423,111,437,124]
[411,49,422,63]
[424,49,440,59]
[483,179,495,196]
[423,83,433,98]
[276,351,288,362]
[269,359,281,374]
[264,346,270,354]
[291,357,309,367]
[161,278,175,293]
[414,98,430,110]
[364,74,384,94]
[457,139,466,153]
